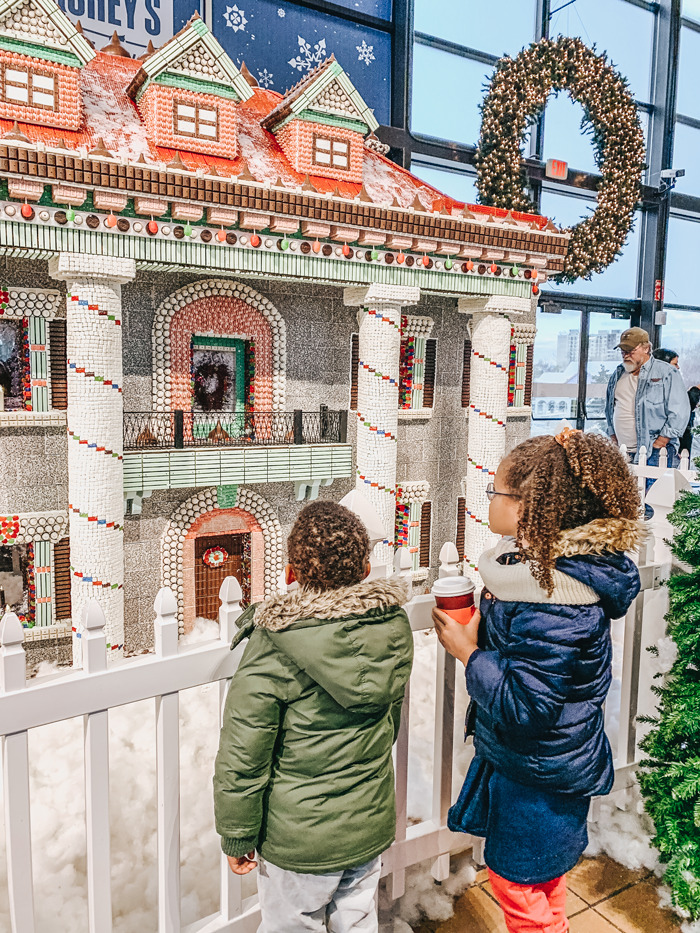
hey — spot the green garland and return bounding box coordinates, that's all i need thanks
[476,36,645,283]
[639,490,700,918]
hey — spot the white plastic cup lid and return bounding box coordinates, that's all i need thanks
[431,576,474,597]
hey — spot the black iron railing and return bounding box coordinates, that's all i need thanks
[123,408,349,450]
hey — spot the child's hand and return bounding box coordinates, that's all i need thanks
[432,607,480,666]
[227,852,258,875]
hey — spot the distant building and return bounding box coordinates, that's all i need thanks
[557,329,621,367]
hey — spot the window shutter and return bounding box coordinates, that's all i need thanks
[419,501,432,568]
[524,343,534,407]
[49,319,67,410]
[53,537,71,621]
[423,338,436,409]
[456,497,466,560]
[350,333,359,410]
[461,339,472,408]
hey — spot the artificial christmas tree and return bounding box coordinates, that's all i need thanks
[639,489,700,918]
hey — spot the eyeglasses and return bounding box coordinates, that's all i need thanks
[485,483,519,502]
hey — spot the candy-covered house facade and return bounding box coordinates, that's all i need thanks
[0,0,568,663]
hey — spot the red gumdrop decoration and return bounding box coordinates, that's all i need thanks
[217,229,227,242]
[147,220,159,235]
[490,263,498,274]
[530,269,539,282]
[312,240,321,253]
[105,214,117,228]
[342,243,351,257]
[532,284,540,296]
[466,260,474,271]
[422,255,430,267]
[21,203,33,218]
[396,252,405,264]
[250,233,261,248]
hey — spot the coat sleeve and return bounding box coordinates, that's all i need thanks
[213,630,289,856]
[660,367,691,441]
[465,603,585,736]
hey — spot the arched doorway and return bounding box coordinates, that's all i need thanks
[161,486,284,635]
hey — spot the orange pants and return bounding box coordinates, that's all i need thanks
[488,868,569,933]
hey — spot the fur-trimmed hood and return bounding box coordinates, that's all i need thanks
[552,517,647,559]
[230,575,413,712]
[480,517,644,612]
[252,576,411,632]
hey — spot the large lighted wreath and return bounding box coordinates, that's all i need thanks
[476,36,645,282]
[202,546,229,568]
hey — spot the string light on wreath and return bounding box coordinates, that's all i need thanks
[476,36,645,283]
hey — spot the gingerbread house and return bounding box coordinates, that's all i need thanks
[0,0,568,662]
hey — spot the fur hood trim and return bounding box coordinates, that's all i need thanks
[253,576,411,632]
[552,518,647,559]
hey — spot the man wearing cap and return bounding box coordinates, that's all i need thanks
[605,327,690,468]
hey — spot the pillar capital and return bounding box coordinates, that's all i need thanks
[457,294,531,316]
[344,284,420,308]
[49,253,136,285]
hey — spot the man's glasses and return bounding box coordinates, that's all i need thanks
[485,483,519,502]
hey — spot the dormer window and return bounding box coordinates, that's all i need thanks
[1,64,56,111]
[313,134,349,170]
[173,100,219,141]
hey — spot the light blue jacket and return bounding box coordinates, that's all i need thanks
[605,357,691,462]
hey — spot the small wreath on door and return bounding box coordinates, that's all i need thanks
[202,546,229,568]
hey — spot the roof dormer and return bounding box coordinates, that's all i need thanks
[126,14,253,160]
[261,57,378,184]
[0,0,94,130]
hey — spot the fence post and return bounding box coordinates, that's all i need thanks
[320,403,329,440]
[153,587,181,932]
[154,587,179,657]
[1,612,36,933]
[339,409,348,443]
[174,409,184,449]
[218,576,243,645]
[294,409,303,445]
[438,541,461,578]
[393,546,413,579]
[81,600,112,933]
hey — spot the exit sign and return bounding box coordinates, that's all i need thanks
[546,159,569,180]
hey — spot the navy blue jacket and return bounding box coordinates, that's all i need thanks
[466,551,640,797]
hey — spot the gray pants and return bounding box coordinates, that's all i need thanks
[256,855,381,932]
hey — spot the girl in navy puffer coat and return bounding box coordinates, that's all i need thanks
[433,428,644,933]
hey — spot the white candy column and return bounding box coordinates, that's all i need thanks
[50,254,136,662]
[458,296,529,581]
[345,285,420,565]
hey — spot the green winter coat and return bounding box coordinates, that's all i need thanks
[213,576,414,874]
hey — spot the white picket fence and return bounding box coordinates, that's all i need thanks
[0,444,696,933]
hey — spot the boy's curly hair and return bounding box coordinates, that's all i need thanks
[287,500,371,590]
[503,432,640,595]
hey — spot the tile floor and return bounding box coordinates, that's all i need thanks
[414,855,682,932]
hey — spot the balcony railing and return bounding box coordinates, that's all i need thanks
[123,408,349,451]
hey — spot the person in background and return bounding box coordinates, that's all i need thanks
[652,348,679,368]
[605,328,689,469]
[652,349,700,458]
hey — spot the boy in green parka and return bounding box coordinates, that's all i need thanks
[213,500,414,933]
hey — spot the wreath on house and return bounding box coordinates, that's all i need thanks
[202,546,229,568]
[476,36,645,282]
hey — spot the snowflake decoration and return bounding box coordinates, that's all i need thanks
[224,4,247,32]
[278,8,285,16]
[289,35,327,72]
[356,40,375,66]
[257,68,274,88]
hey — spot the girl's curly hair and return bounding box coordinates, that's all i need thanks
[503,432,640,594]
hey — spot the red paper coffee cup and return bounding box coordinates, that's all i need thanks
[432,577,475,624]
